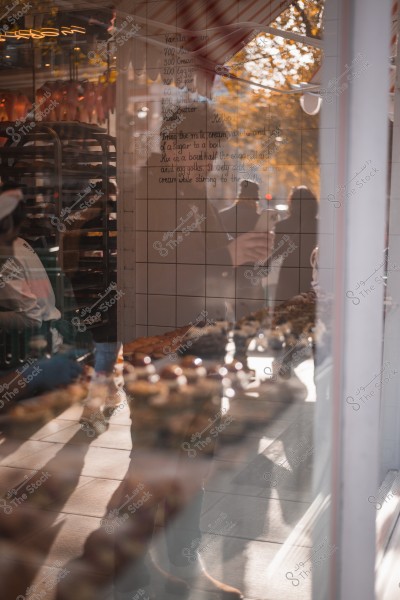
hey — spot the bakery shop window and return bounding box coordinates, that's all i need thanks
[131,21,321,330]
[0,6,118,364]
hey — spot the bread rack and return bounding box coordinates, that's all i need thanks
[0,121,117,336]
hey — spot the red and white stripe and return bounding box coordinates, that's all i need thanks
[120,0,292,95]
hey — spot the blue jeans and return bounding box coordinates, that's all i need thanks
[94,341,122,374]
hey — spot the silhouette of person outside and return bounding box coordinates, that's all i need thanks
[273,185,318,303]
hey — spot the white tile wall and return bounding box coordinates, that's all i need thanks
[148,295,176,326]
[116,1,320,342]
[206,265,235,298]
[177,264,206,297]
[135,263,147,294]
[148,199,176,231]
[136,294,148,325]
[148,264,176,295]
[177,296,206,327]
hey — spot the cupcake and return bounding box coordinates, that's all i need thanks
[267,328,286,351]
[223,360,248,390]
[159,365,187,390]
[189,378,223,413]
[179,356,207,384]
[233,326,250,359]
[127,380,168,446]
[181,413,220,457]
[179,325,228,359]
[126,380,168,408]
[125,353,156,380]
[233,321,260,369]
[213,320,231,334]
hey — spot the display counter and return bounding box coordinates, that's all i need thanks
[0,292,321,599]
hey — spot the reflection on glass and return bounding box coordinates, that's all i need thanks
[0,1,331,599]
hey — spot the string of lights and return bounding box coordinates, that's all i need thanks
[0,25,85,41]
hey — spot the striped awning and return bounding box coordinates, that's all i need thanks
[390,0,398,93]
[118,0,293,96]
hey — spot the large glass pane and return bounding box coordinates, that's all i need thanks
[376,6,400,596]
[115,1,331,599]
[0,2,334,600]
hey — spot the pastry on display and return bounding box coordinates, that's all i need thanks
[159,365,187,390]
[223,360,249,391]
[178,323,228,359]
[229,376,307,428]
[125,358,238,452]
[234,290,319,343]
[179,404,235,458]
[266,328,286,351]
[125,380,168,409]
[206,365,228,381]
[123,353,156,381]
[127,371,197,449]
[1,379,90,425]
[126,379,169,446]
[156,367,218,448]
[233,318,260,368]
[120,289,323,452]
[125,321,229,362]
[229,290,328,374]
[233,319,258,340]
[179,356,207,383]
[272,292,317,336]
[124,326,190,360]
[183,378,223,413]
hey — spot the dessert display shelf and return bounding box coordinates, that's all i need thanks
[0,293,322,446]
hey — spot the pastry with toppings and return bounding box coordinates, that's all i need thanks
[124,353,156,381]
[223,360,249,391]
[179,324,228,359]
[179,356,207,384]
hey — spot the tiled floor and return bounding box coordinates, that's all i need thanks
[0,372,317,600]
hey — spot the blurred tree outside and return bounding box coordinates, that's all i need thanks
[213,0,323,203]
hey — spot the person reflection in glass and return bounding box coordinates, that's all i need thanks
[122,101,275,600]
[273,185,318,303]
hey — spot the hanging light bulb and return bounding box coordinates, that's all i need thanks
[300,92,322,115]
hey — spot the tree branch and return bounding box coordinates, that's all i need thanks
[292,0,321,40]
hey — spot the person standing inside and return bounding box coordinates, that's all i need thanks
[0,184,82,401]
[0,182,62,348]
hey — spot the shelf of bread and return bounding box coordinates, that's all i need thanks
[1,121,117,329]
